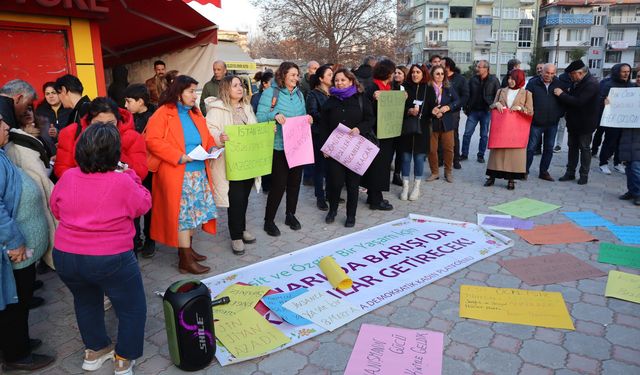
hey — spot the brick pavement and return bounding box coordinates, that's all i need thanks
[20,129,640,375]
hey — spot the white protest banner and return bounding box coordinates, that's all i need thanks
[601,87,640,128]
[321,123,380,176]
[201,214,512,366]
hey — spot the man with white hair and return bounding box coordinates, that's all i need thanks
[0,79,36,128]
[199,60,227,115]
[299,60,320,98]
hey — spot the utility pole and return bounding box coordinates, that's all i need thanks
[496,0,504,78]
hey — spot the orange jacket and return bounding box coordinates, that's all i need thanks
[144,104,216,247]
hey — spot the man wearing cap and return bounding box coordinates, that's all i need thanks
[553,60,600,185]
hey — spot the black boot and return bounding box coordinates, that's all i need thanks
[392,173,403,186]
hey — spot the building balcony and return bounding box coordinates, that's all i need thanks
[520,0,535,3]
[476,16,492,25]
[425,19,448,26]
[478,0,493,3]
[609,15,640,24]
[424,41,448,49]
[540,14,594,27]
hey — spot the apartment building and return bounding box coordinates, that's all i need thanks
[538,0,640,78]
[398,0,538,75]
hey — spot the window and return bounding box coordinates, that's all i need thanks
[588,59,602,69]
[492,30,518,42]
[427,30,444,42]
[566,29,585,42]
[518,26,532,48]
[452,52,471,63]
[594,15,603,25]
[428,7,444,20]
[490,52,516,64]
[607,30,624,41]
[605,51,621,63]
[564,51,572,63]
[493,7,521,19]
[543,29,551,42]
[591,37,603,47]
[449,29,471,41]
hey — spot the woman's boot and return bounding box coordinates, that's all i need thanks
[400,178,410,201]
[189,236,207,261]
[178,247,210,274]
[409,179,421,201]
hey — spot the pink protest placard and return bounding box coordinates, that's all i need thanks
[320,124,380,176]
[488,110,532,149]
[344,324,444,375]
[282,115,314,168]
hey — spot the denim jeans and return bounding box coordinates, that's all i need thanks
[555,117,566,148]
[53,249,147,360]
[527,125,558,174]
[461,110,491,158]
[401,152,426,178]
[626,161,640,197]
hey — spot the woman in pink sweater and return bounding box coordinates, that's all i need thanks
[50,123,151,375]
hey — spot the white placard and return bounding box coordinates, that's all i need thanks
[601,87,640,128]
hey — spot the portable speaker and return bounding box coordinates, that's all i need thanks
[163,280,215,371]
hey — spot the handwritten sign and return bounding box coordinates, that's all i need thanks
[283,289,364,331]
[515,223,597,245]
[376,91,405,139]
[605,270,640,304]
[598,242,640,269]
[499,253,606,285]
[344,324,444,375]
[225,122,274,180]
[607,225,640,245]
[261,289,312,326]
[563,211,613,228]
[490,197,561,219]
[488,109,532,148]
[282,115,314,168]
[601,87,640,128]
[213,284,270,318]
[477,214,514,231]
[321,124,380,176]
[215,308,291,359]
[459,285,575,330]
[482,217,533,230]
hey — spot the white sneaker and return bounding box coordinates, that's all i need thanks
[104,296,112,311]
[599,165,612,175]
[614,164,626,174]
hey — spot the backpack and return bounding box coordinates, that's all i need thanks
[269,86,305,112]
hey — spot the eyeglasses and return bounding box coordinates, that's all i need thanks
[434,72,444,76]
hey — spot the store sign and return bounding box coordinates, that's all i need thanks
[226,62,257,70]
[7,0,109,18]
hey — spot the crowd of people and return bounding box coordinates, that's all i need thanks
[0,54,638,374]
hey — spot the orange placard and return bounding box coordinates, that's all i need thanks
[488,110,532,149]
[515,223,598,245]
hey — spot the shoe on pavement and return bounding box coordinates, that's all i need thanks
[558,174,575,181]
[316,198,329,211]
[264,221,281,237]
[33,279,44,290]
[460,155,468,161]
[3,353,55,372]
[614,164,626,174]
[231,240,245,256]
[285,213,302,230]
[325,211,337,224]
[82,344,115,371]
[30,338,43,351]
[619,191,633,200]
[370,201,393,211]
[599,165,612,175]
[553,146,561,153]
[345,216,356,228]
[453,161,461,169]
[634,197,640,206]
[426,174,439,182]
[29,296,44,310]
[539,172,555,182]
[578,176,588,185]
[114,354,135,375]
[141,240,156,258]
[242,230,256,244]
[392,173,403,186]
[477,156,485,163]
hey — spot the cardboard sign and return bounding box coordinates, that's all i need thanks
[213,284,270,318]
[598,242,640,269]
[320,124,380,176]
[225,122,274,180]
[563,211,613,228]
[377,91,406,139]
[515,223,597,245]
[344,324,444,375]
[282,115,314,168]
[607,225,640,245]
[500,253,606,285]
[605,270,640,304]
[283,289,363,331]
[488,109,532,149]
[490,197,561,219]
[600,87,640,128]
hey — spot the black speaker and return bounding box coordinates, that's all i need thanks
[163,280,215,371]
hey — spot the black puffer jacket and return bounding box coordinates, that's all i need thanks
[466,74,500,112]
[449,72,469,111]
[306,88,330,134]
[556,72,600,134]
[619,128,640,162]
[599,63,633,115]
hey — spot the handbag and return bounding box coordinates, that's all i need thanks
[401,86,427,136]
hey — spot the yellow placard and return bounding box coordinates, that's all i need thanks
[459,285,575,330]
[213,284,270,318]
[605,270,640,304]
[319,256,352,290]
[215,308,290,359]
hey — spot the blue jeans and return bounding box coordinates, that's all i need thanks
[53,249,147,360]
[401,152,426,178]
[626,161,640,197]
[527,125,558,174]
[461,110,491,158]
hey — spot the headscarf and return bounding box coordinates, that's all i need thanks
[510,69,526,89]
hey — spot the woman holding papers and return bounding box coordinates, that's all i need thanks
[485,69,533,190]
[320,68,374,227]
[206,76,261,256]
[145,75,217,274]
[256,62,312,237]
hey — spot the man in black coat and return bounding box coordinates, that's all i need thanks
[353,56,376,88]
[554,60,600,185]
[618,127,640,206]
[54,74,90,128]
[443,57,469,169]
[525,63,565,181]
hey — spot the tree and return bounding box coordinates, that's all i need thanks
[568,48,588,62]
[252,0,395,65]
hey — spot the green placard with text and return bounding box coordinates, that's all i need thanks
[225,122,274,181]
[376,91,405,139]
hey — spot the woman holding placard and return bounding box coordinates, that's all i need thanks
[320,68,374,227]
[145,75,217,274]
[485,69,533,190]
[256,62,312,237]
[206,76,261,255]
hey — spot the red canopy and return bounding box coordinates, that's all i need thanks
[100,0,217,67]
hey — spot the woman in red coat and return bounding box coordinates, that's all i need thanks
[145,76,217,275]
[54,97,147,180]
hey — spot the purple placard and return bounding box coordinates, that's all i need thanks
[320,124,380,176]
[483,216,534,230]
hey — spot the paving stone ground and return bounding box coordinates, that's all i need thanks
[17,126,640,374]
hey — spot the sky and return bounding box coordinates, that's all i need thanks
[188,0,260,34]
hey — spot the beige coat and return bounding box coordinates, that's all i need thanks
[5,129,57,268]
[205,99,261,208]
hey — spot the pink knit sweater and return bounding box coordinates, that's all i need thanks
[51,167,152,255]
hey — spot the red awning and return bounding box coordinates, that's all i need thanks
[100,0,217,67]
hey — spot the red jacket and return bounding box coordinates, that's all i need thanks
[54,108,148,180]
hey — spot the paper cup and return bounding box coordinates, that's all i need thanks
[319,256,353,290]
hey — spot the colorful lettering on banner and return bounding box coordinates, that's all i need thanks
[488,109,532,149]
[224,122,274,181]
[282,115,314,168]
[601,87,640,128]
[320,124,380,176]
[376,91,405,139]
[201,214,513,365]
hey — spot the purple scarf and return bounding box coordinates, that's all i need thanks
[329,85,357,101]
